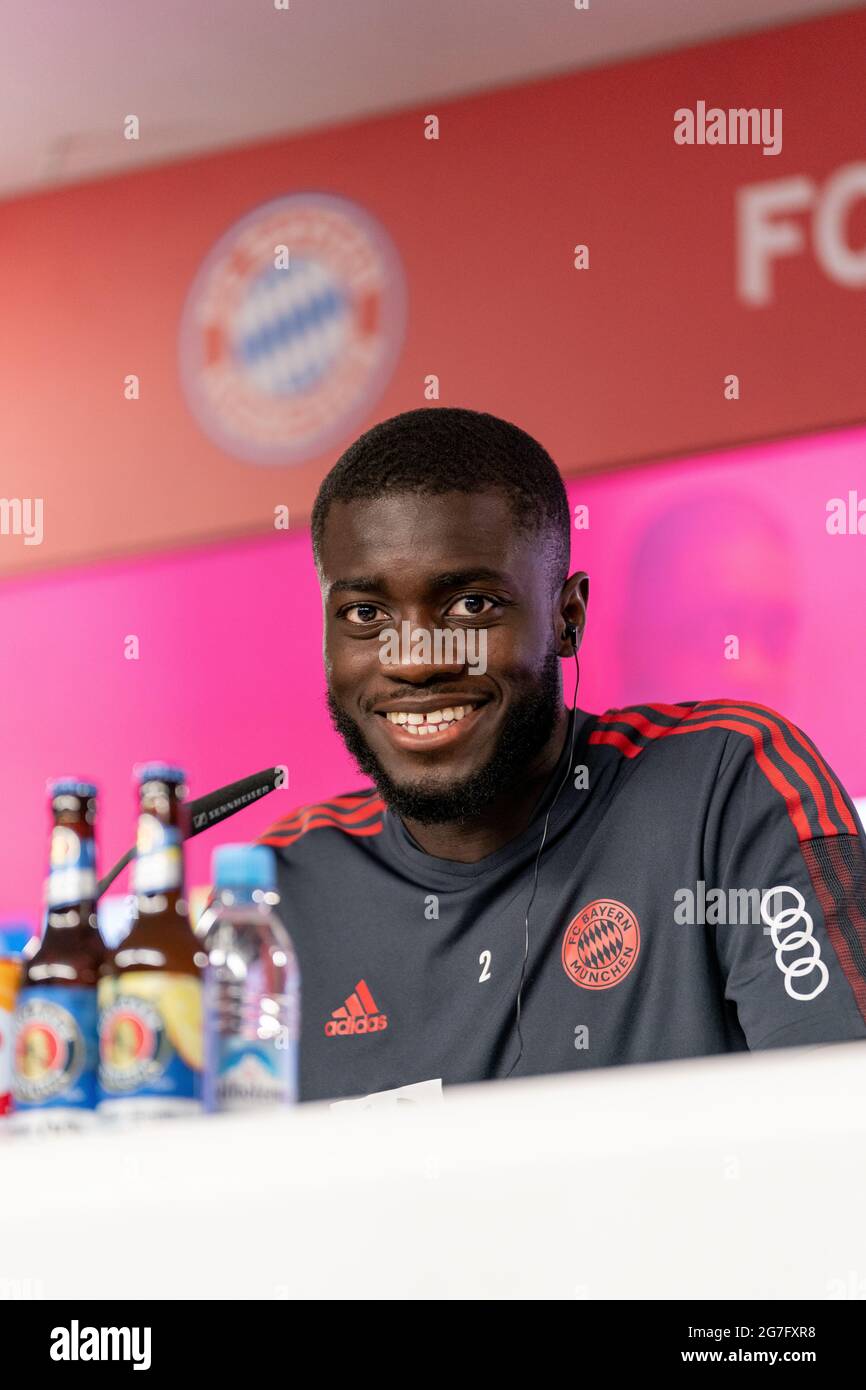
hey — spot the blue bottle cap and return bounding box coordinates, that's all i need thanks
[48,778,98,799]
[135,762,187,785]
[212,844,276,893]
[0,924,34,958]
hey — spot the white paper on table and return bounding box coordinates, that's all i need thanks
[329,1077,443,1112]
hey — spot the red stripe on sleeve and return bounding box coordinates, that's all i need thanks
[594,708,816,841]
[701,701,857,835]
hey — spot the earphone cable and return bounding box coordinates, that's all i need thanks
[505,645,581,1079]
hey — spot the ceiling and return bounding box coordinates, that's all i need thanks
[1,0,860,201]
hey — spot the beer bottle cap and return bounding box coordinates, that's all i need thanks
[135,762,186,786]
[47,778,98,799]
[212,844,276,893]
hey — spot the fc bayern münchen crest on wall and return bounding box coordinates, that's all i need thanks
[179,193,406,464]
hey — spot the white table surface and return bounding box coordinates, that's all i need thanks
[2,1040,865,1300]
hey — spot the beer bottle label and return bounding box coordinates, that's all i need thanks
[47,826,97,908]
[12,986,99,1112]
[133,815,183,894]
[98,971,202,1116]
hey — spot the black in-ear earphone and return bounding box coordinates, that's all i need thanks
[505,628,581,1079]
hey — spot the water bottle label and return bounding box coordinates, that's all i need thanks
[47,827,97,907]
[98,971,202,1109]
[13,985,99,1111]
[205,1033,295,1111]
[133,817,183,894]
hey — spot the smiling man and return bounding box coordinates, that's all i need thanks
[260,407,866,1102]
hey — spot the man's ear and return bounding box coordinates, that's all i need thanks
[556,572,589,657]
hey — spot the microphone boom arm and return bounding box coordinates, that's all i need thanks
[95,766,284,898]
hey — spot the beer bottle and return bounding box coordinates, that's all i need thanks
[13,779,103,1132]
[98,764,204,1120]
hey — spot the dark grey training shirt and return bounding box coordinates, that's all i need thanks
[259,700,866,1102]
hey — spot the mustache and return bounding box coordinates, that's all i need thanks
[360,685,490,713]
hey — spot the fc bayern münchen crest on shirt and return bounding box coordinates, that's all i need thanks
[562,898,641,991]
[179,193,406,464]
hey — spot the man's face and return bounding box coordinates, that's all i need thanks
[320,489,568,823]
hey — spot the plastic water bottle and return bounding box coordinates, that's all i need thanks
[203,845,300,1112]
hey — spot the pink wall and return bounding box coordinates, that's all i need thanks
[2,423,865,924]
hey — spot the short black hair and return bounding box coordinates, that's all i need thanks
[311,407,570,584]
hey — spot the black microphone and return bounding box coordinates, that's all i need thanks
[95,766,285,898]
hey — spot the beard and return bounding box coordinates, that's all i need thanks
[326,648,563,825]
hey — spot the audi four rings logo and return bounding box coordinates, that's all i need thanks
[760,885,830,1001]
